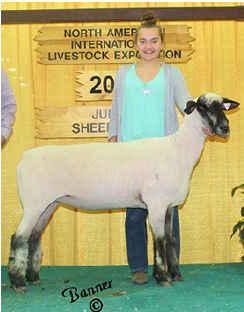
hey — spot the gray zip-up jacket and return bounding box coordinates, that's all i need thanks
[108,63,192,141]
[1,67,17,142]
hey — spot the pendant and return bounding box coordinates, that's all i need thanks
[142,87,151,96]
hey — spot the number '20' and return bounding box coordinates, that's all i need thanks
[90,75,114,94]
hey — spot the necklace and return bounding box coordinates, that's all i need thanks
[139,65,162,96]
[135,62,161,96]
[142,83,152,96]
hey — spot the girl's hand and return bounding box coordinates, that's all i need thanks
[108,136,118,142]
[1,135,6,148]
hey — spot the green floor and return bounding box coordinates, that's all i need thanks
[1,263,244,312]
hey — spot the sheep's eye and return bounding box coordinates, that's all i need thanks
[200,104,208,110]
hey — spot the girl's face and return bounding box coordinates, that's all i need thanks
[135,27,164,61]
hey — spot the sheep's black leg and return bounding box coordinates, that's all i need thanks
[26,232,41,286]
[8,202,55,293]
[8,234,29,293]
[153,236,173,286]
[165,207,183,282]
[25,202,57,287]
[149,206,173,286]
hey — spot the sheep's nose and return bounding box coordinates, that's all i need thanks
[220,125,229,134]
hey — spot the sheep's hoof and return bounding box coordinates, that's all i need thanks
[155,271,173,286]
[159,281,173,287]
[29,280,40,286]
[173,275,184,282]
[14,286,27,293]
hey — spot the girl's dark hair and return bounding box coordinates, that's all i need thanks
[135,11,164,42]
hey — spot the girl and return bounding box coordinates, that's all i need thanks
[108,11,192,284]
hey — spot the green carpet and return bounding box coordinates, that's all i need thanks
[1,263,244,312]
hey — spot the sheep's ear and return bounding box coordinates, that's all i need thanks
[222,98,240,110]
[184,100,196,115]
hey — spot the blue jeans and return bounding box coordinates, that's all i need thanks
[125,207,180,273]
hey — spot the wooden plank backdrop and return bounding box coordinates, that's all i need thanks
[1,2,243,268]
[34,25,194,64]
[35,105,111,138]
[76,71,117,101]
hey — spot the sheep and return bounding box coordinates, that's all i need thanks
[8,93,239,293]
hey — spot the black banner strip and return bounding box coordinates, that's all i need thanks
[1,7,244,25]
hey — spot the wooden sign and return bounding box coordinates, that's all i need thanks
[35,105,111,139]
[35,25,194,64]
[76,71,116,101]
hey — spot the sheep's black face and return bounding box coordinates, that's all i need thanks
[197,96,230,138]
[184,93,240,138]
